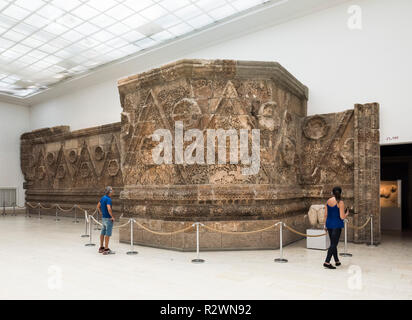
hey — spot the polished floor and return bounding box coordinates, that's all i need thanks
[1,215,411,300]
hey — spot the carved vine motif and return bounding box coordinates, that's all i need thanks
[303,115,329,140]
[56,165,66,179]
[172,98,202,128]
[340,138,354,165]
[80,162,91,178]
[37,166,46,180]
[46,152,55,165]
[258,101,281,132]
[281,137,296,166]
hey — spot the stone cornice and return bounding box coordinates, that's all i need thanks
[118,59,308,100]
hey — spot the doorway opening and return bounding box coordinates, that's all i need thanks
[381,143,412,232]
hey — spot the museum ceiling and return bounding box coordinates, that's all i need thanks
[0,0,350,105]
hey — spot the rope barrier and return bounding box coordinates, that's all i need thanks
[89,215,103,227]
[26,202,40,209]
[283,223,327,237]
[55,204,75,212]
[133,220,194,236]
[112,220,131,229]
[39,203,55,210]
[23,201,373,241]
[202,223,280,235]
[347,217,371,230]
[76,205,91,213]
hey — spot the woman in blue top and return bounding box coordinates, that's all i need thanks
[323,186,349,269]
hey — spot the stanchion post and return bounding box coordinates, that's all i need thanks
[191,222,205,264]
[38,203,42,219]
[13,203,16,216]
[73,205,79,223]
[275,222,288,263]
[85,213,95,247]
[94,211,101,230]
[2,200,5,216]
[55,205,60,222]
[127,219,138,255]
[340,219,352,257]
[367,215,377,247]
[81,210,89,238]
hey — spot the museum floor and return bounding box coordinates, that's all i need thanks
[1,215,411,300]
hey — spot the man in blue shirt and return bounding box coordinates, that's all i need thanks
[97,186,115,255]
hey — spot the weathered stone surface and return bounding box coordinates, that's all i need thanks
[21,123,123,214]
[21,59,380,249]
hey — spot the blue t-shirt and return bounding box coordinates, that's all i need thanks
[100,195,112,219]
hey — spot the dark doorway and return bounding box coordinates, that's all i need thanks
[381,144,412,231]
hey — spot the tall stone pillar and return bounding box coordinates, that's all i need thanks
[353,103,380,243]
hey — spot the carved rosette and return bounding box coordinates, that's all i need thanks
[94,146,105,161]
[68,150,77,163]
[303,115,329,140]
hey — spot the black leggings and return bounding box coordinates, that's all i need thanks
[325,228,342,263]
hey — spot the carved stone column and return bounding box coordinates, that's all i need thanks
[353,103,380,243]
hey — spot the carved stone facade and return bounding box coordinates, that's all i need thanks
[20,59,380,249]
[21,123,123,214]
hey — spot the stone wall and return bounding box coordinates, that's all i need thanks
[20,123,123,216]
[20,59,380,249]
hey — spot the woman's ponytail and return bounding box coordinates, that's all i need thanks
[332,186,342,203]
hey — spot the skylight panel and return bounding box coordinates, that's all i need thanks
[174,5,203,20]
[168,23,194,36]
[158,0,191,12]
[187,14,215,29]
[2,29,26,41]
[0,0,273,99]
[23,14,49,29]
[105,4,134,21]
[123,0,155,13]
[36,4,65,20]
[140,4,168,20]
[0,0,9,12]
[195,0,227,11]
[122,13,148,29]
[74,22,100,36]
[14,0,45,11]
[89,13,116,28]
[2,4,30,20]
[51,0,82,12]
[208,4,238,20]
[86,0,118,12]
[71,4,99,20]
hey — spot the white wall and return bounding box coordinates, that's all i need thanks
[0,101,30,206]
[29,80,121,131]
[29,0,412,145]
